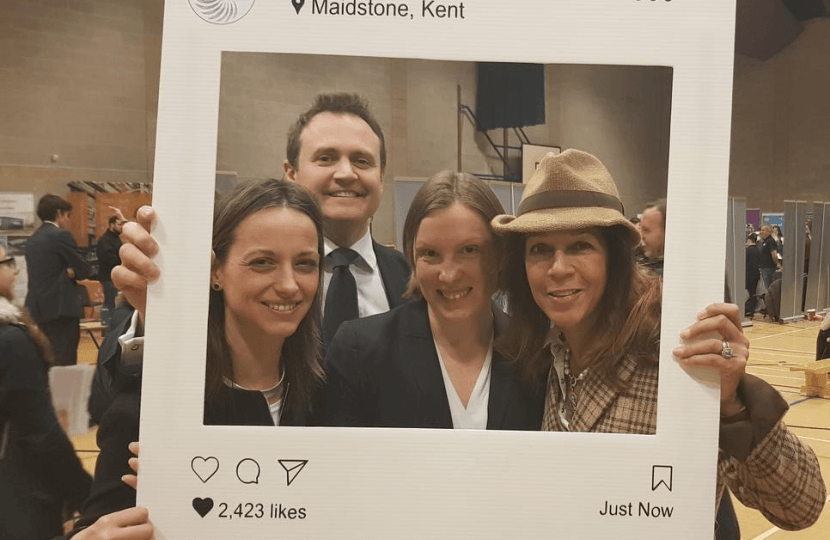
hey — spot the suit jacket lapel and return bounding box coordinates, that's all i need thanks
[373,241,407,308]
[398,301,453,428]
[571,355,640,432]
[486,351,512,429]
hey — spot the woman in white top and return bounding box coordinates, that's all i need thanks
[322,171,544,430]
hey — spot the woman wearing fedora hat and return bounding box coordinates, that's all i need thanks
[492,150,825,536]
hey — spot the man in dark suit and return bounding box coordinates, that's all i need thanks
[283,93,410,343]
[25,194,91,365]
[96,214,124,325]
[108,93,410,377]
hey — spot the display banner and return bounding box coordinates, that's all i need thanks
[139,1,736,538]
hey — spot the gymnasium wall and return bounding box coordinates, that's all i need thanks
[2,0,827,244]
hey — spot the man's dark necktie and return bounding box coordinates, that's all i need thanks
[323,248,360,345]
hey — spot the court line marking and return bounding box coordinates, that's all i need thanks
[751,328,817,342]
[749,496,830,540]
[795,435,830,443]
[750,525,780,540]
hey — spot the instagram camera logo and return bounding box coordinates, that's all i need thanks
[188,0,256,24]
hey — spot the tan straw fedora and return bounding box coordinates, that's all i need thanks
[491,149,640,248]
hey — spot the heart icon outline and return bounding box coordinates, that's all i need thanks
[191,456,219,483]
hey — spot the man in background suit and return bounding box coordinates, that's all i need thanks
[637,198,666,276]
[283,93,410,343]
[96,214,124,326]
[25,194,90,365]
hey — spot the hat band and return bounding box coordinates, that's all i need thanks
[517,190,624,216]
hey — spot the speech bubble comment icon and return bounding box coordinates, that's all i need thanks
[236,458,261,484]
[193,497,214,518]
[191,456,219,483]
[278,459,308,486]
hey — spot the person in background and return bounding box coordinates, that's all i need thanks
[637,198,666,276]
[96,214,124,326]
[758,225,780,288]
[817,316,830,362]
[492,150,825,539]
[772,225,784,257]
[25,194,91,366]
[745,234,761,318]
[0,246,92,539]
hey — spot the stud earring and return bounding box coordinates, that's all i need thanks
[211,282,221,291]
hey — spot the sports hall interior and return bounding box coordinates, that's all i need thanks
[2,1,830,538]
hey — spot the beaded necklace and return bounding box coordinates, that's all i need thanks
[551,334,591,427]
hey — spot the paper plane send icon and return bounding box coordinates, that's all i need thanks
[278,459,308,486]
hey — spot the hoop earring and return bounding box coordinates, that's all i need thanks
[211,282,221,291]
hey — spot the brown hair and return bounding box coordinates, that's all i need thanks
[207,178,325,411]
[401,171,505,299]
[497,224,662,387]
[285,92,386,171]
[36,194,72,222]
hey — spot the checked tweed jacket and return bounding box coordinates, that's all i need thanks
[542,354,826,532]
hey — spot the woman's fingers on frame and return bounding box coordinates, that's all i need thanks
[111,266,150,293]
[682,312,747,344]
[121,220,159,259]
[673,337,748,373]
[675,336,741,357]
[135,205,156,233]
[99,506,150,526]
[117,243,160,283]
[122,472,138,490]
[110,267,149,317]
[697,303,741,328]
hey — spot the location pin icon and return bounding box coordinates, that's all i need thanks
[292,0,305,14]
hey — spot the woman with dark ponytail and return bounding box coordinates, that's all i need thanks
[0,246,92,539]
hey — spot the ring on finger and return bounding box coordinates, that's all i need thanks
[721,340,734,359]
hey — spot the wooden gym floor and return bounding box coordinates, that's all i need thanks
[70,318,830,539]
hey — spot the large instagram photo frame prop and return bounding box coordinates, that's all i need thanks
[140,1,735,538]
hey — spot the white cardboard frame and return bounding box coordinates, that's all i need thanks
[139,1,736,538]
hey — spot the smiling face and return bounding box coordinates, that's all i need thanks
[284,112,383,246]
[413,203,497,328]
[524,229,608,344]
[212,207,320,348]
